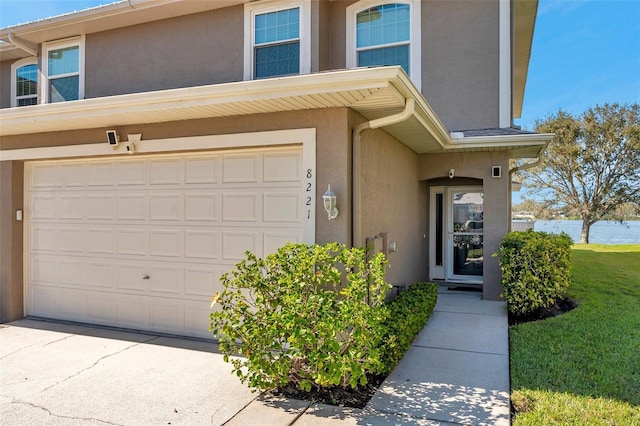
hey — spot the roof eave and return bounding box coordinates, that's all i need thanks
[513,0,539,119]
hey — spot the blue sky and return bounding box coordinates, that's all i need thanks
[1,0,639,130]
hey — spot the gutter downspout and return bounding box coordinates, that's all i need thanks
[7,33,37,56]
[352,97,415,247]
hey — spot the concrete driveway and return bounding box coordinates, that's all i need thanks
[0,319,258,425]
[2,289,509,425]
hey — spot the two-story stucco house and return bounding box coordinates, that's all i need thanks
[0,0,552,339]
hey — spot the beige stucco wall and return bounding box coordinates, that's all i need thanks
[85,6,244,98]
[0,108,354,321]
[355,117,429,287]
[0,60,11,108]
[422,0,501,130]
[420,151,511,300]
[2,0,502,131]
[0,160,24,322]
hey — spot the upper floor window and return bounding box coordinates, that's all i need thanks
[11,57,38,107]
[244,0,310,80]
[42,36,85,103]
[347,1,421,89]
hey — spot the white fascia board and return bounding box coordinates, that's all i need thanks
[444,133,554,151]
[0,67,402,131]
[499,0,511,128]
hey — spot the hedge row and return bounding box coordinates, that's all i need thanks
[210,242,439,392]
[496,230,572,317]
[381,282,439,372]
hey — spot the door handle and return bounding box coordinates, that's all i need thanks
[142,275,150,280]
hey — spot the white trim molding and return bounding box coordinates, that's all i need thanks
[243,0,311,81]
[499,0,511,128]
[10,56,38,107]
[41,35,85,104]
[346,0,421,90]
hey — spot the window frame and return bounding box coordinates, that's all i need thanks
[11,57,39,107]
[244,0,311,81]
[41,35,85,104]
[346,0,421,90]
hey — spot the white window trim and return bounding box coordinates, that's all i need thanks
[243,0,311,81]
[41,35,85,104]
[346,0,421,90]
[11,57,38,107]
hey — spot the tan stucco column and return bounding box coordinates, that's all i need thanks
[0,160,24,322]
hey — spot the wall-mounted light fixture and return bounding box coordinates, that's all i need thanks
[126,134,142,155]
[322,184,339,220]
[492,166,502,178]
[448,168,455,179]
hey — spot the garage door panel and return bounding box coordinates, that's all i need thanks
[86,261,114,288]
[149,229,183,258]
[32,164,60,188]
[223,155,258,183]
[116,228,147,256]
[87,194,115,220]
[59,228,84,253]
[59,258,85,286]
[150,159,182,185]
[185,158,219,184]
[31,256,58,284]
[147,264,183,295]
[184,231,217,259]
[149,300,183,333]
[185,267,221,297]
[26,146,308,339]
[117,193,147,220]
[87,162,116,187]
[264,152,301,182]
[184,302,212,338]
[117,160,147,186]
[87,228,115,254]
[32,195,56,219]
[264,232,302,255]
[31,226,57,252]
[222,193,258,222]
[116,296,147,328]
[58,289,86,320]
[116,264,148,292]
[59,194,84,219]
[86,294,117,323]
[149,193,182,221]
[61,163,86,187]
[263,192,301,222]
[185,193,218,221]
[222,231,259,260]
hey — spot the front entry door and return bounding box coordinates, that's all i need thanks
[430,187,484,284]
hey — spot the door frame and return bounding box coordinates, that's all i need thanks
[429,185,484,285]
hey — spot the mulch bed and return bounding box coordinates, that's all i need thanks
[267,374,387,409]
[508,296,579,326]
[270,297,579,408]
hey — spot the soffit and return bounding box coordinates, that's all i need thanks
[513,0,539,119]
[0,66,550,157]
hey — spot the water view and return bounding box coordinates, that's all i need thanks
[533,220,640,244]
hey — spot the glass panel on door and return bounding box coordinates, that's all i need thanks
[451,191,483,278]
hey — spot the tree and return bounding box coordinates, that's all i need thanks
[522,103,640,243]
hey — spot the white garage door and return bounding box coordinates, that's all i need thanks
[26,146,309,338]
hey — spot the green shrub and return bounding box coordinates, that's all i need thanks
[380,282,439,372]
[496,231,572,317]
[209,242,391,392]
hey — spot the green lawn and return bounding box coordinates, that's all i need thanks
[510,244,640,425]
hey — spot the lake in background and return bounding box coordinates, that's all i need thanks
[533,220,640,244]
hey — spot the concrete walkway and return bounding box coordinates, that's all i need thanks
[0,288,509,425]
